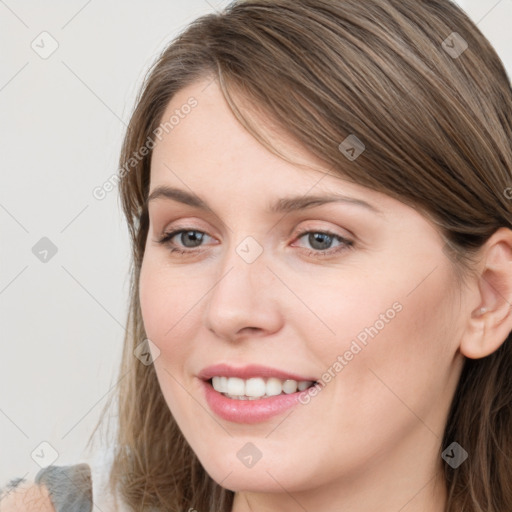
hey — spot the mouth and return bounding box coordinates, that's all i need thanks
[199,364,321,423]
[206,376,318,400]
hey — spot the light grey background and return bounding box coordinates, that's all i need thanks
[1,0,510,485]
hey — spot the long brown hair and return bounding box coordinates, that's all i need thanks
[87,1,512,510]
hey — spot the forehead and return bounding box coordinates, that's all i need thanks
[151,78,320,178]
[149,78,398,216]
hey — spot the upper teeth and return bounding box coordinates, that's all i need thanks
[211,376,314,399]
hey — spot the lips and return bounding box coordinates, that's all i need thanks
[197,363,318,383]
[201,378,315,423]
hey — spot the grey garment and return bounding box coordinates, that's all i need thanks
[34,463,93,512]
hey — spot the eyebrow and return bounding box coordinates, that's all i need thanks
[146,185,382,214]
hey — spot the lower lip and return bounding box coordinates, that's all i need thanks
[201,379,311,424]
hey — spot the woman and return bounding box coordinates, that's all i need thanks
[3,0,511,511]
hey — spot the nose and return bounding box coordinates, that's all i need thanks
[202,240,283,342]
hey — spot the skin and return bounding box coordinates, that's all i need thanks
[0,482,54,511]
[139,77,512,512]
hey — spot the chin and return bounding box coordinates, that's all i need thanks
[209,468,297,494]
[196,447,313,494]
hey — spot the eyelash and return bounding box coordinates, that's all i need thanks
[156,227,354,258]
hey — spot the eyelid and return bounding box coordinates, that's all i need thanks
[158,220,350,243]
[157,218,217,238]
[291,221,353,240]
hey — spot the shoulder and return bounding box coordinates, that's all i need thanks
[0,481,55,511]
[0,463,93,512]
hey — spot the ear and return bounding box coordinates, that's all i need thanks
[460,227,512,359]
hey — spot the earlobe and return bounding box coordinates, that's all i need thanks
[459,227,512,360]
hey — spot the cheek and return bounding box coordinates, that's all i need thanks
[320,263,457,424]
[139,256,202,350]
[284,267,408,370]
[139,258,201,425]
[302,253,455,408]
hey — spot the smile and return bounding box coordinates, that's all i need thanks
[210,376,316,399]
[198,363,320,423]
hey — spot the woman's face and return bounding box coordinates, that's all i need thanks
[139,77,466,504]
